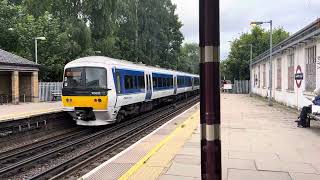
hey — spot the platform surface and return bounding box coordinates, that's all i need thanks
[84,94,320,180]
[0,101,62,122]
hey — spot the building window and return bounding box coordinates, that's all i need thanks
[288,54,294,91]
[263,64,266,88]
[276,58,282,89]
[305,46,316,92]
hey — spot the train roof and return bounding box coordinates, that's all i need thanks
[65,56,199,77]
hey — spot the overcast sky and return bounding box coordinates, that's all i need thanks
[171,0,319,60]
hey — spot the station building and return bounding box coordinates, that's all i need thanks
[0,49,39,104]
[252,18,320,109]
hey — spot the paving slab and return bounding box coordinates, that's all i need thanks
[227,169,292,180]
[165,162,201,178]
[223,158,256,170]
[84,94,320,180]
[159,175,194,180]
[82,103,200,180]
[289,172,320,180]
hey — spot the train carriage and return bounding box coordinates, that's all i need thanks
[62,56,199,126]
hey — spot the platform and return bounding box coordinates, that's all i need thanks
[82,94,320,180]
[0,102,62,122]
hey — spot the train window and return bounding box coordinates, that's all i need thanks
[158,77,163,87]
[64,68,83,88]
[85,68,107,89]
[163,78,168,87]
[116,72,121,93]
[135,76,139,88]
[124,75,135,89]
[64,67,107,89]
[153,77,157,88]
[194,77,200,86]
[177,76,185,87]
[137,75,145,89]
[148,74,151,90]
[185,77,192,87]
[151,73,174,90]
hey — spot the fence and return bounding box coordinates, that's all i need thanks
[232,80,250,94]
[39,82,62,102]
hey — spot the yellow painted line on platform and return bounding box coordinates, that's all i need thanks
[118,110,199,180]
[0,108,63,121]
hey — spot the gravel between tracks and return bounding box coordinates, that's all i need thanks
[2,98,198,179]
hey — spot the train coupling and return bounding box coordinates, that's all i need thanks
[74,107,95,121]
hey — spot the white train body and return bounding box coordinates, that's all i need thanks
[62,56,199,126]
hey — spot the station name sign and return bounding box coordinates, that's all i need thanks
[295,73,303,80]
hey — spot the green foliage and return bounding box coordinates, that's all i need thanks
[223,26,289,81]
[0,0,186,81]
[178,43,199,74]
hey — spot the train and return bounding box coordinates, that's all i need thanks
[62,56,199,126]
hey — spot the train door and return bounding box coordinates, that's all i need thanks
[145,73,152,100]
[192,77,194,90]
[173,76,177,94]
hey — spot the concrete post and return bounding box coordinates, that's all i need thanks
[31,71,39,102]
[11,71,19,104]
[200,0,221,179]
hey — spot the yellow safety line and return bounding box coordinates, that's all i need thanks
[118,113,195,180]
[0,108,62,120]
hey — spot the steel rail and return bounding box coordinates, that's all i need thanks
[0,128,90,163]
[33,97,199,180]
[0,100,184,178]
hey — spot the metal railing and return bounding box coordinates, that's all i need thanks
[39,82,62,102]
[0,95,11,105]
[232,80,250,94]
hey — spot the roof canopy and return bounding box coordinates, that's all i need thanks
[0,49,39,71]
[252,18,320,65]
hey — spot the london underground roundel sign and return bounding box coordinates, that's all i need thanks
[295,65,303,88]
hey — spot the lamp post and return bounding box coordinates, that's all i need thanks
[250,20,273,106]
[34,37,46,64]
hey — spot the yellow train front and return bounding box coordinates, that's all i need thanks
[62,56,200,126]
[61,57,119,126]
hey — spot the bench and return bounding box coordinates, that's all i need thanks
[304,104,320,127]
[51,90,62,101]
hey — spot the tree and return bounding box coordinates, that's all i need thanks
[178,43,199,74]
[0,0,20,52]
[0,0,185,81]
[224,26,289,81]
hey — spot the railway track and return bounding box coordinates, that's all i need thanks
[0,96,199,179]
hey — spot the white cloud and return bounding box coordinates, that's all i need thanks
[172,0,319,60]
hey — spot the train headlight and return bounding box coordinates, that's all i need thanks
[98,98,102,102]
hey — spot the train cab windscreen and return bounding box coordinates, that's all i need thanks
[63,67,107,90]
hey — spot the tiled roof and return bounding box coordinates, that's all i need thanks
[0,49,38,66]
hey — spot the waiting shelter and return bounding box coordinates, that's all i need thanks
[0,49,39,104]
